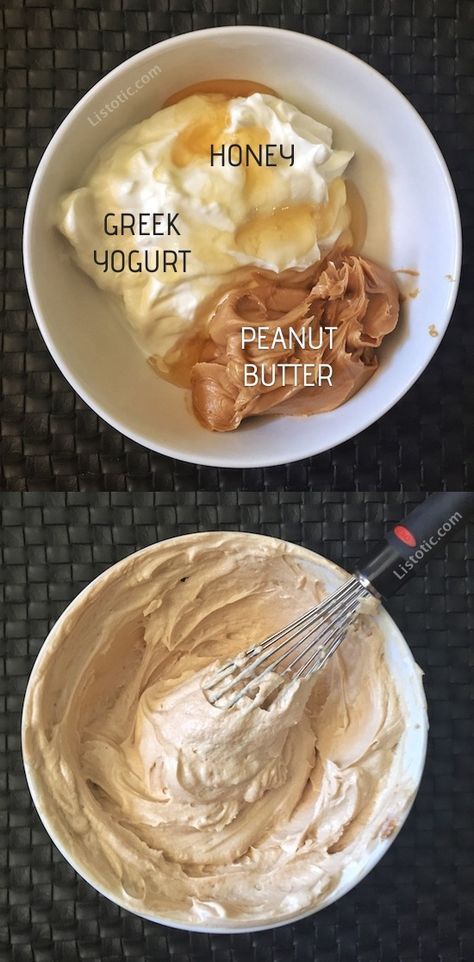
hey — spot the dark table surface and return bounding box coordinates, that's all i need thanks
[1,1,474,958]
[1,0,474,492]
[2,491,473,962]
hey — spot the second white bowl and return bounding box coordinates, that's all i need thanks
[22,532,427,933]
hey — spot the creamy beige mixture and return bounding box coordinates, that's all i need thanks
[23,533,419,926]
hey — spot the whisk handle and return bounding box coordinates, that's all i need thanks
[356,492,474,598]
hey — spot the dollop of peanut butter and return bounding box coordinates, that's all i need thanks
[190,251,399,431]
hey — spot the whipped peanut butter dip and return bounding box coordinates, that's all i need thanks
[23,533,422,926]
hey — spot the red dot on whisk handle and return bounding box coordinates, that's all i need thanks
[393,524,417,548]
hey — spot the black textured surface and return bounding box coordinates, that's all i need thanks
[1,491,474,962]
[1,2,474,491]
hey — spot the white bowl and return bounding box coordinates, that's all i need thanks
[22,532,428,934]
[23,27,461,468]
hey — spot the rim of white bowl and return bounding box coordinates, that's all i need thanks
[21,531,428,934]
[23,27,462,469]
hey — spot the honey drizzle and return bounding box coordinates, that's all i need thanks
[163,79,278,107]
[344,181,367,252]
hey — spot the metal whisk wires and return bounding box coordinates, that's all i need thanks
[204,576,370,709]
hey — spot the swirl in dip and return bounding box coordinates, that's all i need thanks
[22,533,422,926]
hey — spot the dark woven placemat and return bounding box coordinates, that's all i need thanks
[1,491,473,961]
[1,1,474,491]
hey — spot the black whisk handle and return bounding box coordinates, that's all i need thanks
[356,493,474,599]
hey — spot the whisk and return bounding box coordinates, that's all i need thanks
[204,493,474,709]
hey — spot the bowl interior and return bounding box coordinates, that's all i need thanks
[22,533,427,934]
[24,28,460,467]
